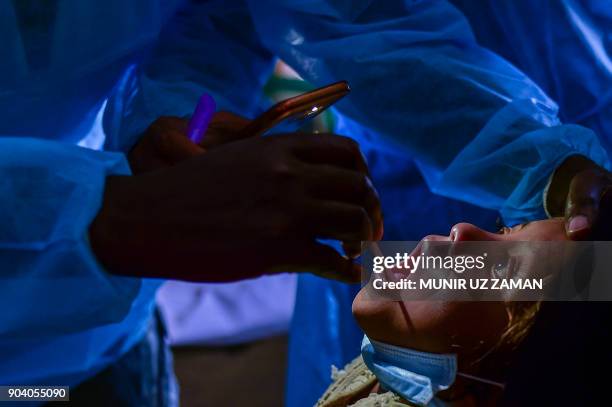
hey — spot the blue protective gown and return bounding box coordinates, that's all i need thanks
[1,0,610,402]
[0,0,183,389]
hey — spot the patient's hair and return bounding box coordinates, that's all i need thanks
[501,301,540,348]
[470,301,540,382]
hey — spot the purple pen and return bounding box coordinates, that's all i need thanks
[187,93,216,144]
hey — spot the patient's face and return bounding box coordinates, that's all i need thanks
[352,218,567,371]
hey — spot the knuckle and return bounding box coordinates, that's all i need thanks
[291,205,310,231]
[151,116,172,129]
[341,136,360,153]
[266,136,292,154]
[146,121,163,137]
[155,130,176,149]
[272,162,297,183]
[368,186,382,211]
[275,133,299,145]
[353,207,372,238]
[275,214,293,237]
[275,210,303,237]
[151,116,187,135]
[356,173,370,194]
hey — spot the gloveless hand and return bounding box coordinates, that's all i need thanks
[91,133,383,282]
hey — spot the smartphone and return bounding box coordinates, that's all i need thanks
[241,80,350,137]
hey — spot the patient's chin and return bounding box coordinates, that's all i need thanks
[353,289,396,336]
[351,288,417,348]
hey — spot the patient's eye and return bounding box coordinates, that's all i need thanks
[497,223,529,235]
[499,226,512,235]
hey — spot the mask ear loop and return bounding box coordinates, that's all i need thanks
[456,372,505,389]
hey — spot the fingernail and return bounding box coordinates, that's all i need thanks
[450,227,458,242]
[568,215,589,232]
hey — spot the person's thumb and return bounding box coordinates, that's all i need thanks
[565,170,602,240]
[155,126,204,164]
[199,111,252,150]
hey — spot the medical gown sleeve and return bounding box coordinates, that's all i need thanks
[103,0,276,152]
[0,137,141,339]
[248,0,609,223]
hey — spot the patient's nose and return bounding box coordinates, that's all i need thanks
[450,223,497,241]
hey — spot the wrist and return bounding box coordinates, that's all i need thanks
[89,175,143,275]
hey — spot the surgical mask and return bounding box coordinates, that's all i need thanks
[361,336,456,406]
